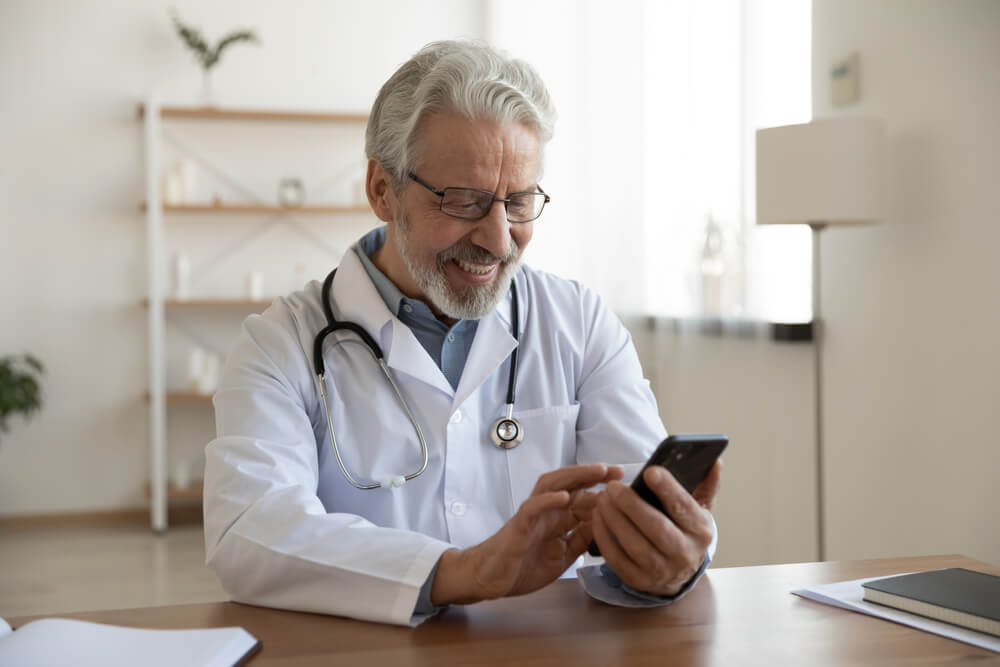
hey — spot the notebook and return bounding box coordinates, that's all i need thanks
[0,616,261,667]
[861,568,1000,637]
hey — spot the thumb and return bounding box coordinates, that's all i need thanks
[692,460,723,511]
[564,523,594,559]
[514,490,571,536]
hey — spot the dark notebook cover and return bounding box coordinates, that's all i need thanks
[861,568,1000,621]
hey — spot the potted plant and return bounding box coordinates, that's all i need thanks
[169,9,259,105]
[0,354,44,442]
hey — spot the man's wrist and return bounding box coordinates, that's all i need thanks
[616,551,711,602]
[430,548,483,606]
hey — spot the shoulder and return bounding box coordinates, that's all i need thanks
[269,279,328,333]
[518,264,615,334]
[226,280,328,383]
[251,279,327,340]
[518,264,606,315]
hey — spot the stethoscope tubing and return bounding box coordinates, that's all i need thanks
[314,266,522,489]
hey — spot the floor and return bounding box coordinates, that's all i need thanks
[0,521,227,619]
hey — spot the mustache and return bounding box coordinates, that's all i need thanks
[438,240,519,265]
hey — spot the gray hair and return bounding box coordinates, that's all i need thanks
[365,40,556,190]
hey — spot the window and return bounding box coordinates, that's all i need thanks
[489,0,812,321]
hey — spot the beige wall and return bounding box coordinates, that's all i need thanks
[0,0,484,516]
[630,0,999,569]
[629,323,818,567]
[3,0,994,571]
[813,0,999,564]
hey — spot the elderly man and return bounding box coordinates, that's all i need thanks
[204,40,721,626]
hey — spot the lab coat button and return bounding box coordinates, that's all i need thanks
[450,501,467,516]
[449,410,463,424]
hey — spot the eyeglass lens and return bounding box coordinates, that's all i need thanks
[440,188,546,222]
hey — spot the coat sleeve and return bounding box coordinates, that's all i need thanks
[203,300,452,626]
[572,285,667,479]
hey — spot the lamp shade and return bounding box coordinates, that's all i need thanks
[756,118,887,226]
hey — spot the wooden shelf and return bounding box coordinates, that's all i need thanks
[143,391,213,405]
[137,104,368,123]
[140,298,273,309]
[140,202,369,215]
[145,482,203,503]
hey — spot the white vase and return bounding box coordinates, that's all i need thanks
[187,347,205,391]
[170,458,192,490]
[173,254,191,300]
[245,271,263,300]
[201,70,215,107]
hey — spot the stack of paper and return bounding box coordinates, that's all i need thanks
[0,616,260,666]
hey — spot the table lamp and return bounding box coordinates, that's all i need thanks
[756,117,887,560]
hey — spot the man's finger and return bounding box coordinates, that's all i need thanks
[592,508,651,590]
[644,465,708,534]
[564,522,594,558]
[691,460,723,511]
[516,490,570,526]
[569,490,601,521]
[606,480,687,559]
[598,484,669,574]
[532,464,620,495]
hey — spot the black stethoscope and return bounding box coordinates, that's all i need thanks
[312,267,524,490]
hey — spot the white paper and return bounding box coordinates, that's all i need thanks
[792,574,1000,653]
[0,617,257,667]
[0,617,11,639]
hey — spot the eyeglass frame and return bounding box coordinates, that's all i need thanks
[407,172,550,223]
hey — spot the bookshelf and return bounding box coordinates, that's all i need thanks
[142,99,368,532]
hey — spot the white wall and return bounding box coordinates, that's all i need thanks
[813,0,999,564]
[0,0,484,515]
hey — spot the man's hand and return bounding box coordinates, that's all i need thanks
[431,463,623,605]
[591,460,722,596]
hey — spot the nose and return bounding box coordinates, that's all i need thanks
[469,198,512,259]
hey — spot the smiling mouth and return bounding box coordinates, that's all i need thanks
[454,258,499,275]
[445,258,501,286]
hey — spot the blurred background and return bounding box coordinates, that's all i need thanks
[0,0,996,601]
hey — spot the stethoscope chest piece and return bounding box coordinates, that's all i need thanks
[491,408,524,449]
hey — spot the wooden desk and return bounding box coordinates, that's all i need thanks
[10,555,998,666]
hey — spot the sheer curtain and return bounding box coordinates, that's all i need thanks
[488,0,812,322]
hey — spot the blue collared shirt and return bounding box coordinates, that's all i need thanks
[354,227,477,391]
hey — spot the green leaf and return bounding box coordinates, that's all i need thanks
[25,355,44,373]
[0,351,44,439]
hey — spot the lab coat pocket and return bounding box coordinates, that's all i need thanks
[505,403,581,512]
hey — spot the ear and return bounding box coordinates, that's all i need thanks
[366,158,397,223]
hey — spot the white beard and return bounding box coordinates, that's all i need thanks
[392,213,521,320]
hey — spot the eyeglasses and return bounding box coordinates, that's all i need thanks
[408,172,550,223]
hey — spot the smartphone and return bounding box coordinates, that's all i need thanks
[587,434,728,557]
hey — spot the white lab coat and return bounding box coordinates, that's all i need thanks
[203,247,669,626]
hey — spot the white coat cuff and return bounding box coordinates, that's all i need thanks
[399,542,454,627]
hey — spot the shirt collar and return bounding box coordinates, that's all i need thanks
[354,227,408,317]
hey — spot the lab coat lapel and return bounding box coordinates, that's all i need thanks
[385,319,453,396]
[451,287,519,410]
[329,250,392,343]
[330,251,453,397]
